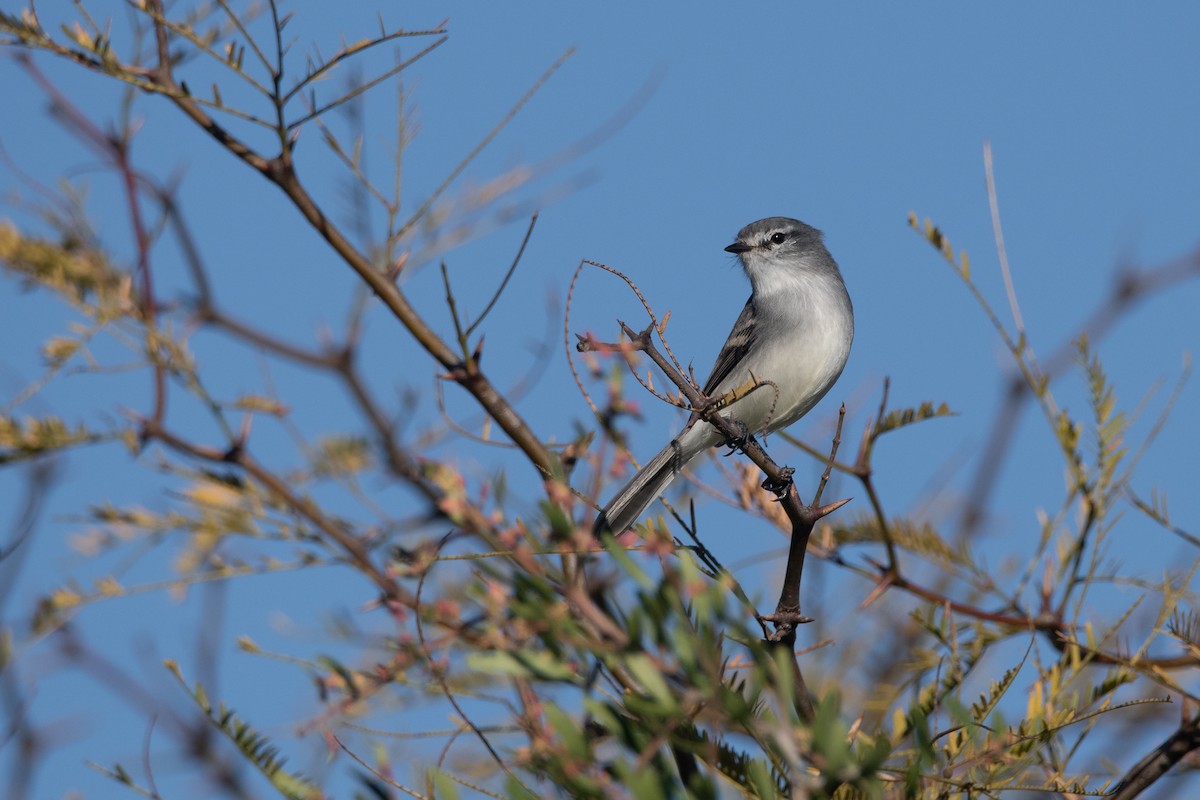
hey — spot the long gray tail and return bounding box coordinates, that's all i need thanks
[593,440,685,536]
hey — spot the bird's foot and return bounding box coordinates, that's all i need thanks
[720,420,752,455]
[761,466,794,497]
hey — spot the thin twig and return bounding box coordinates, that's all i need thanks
[958,246,1200,537]
[466,213,538,338]
[286,36,447,130]
[852,379,899,571]
[390,47,574,246]
[413,533,536,794]
[283,25,447,104]
[333,734,429,799]
[20,57,169,428]
[984,140,1025,337]
[134,3,560,479]
[563,260,604,415]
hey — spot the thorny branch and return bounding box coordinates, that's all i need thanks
[579,323,804,494]
[758,406,849,723]
[578,316,854,724]
[577,243,1200,737]
[1111,712,1200,800]
[5,3,1200,796]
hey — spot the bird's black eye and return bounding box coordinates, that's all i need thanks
[769,232,787,245]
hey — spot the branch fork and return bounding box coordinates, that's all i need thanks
[580,303,852,724]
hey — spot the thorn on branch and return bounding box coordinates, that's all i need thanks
[386,251,409,282]
[859,570,896,609]
[574,332,645,357]
[437,362,473,381]
[811,496,852,519]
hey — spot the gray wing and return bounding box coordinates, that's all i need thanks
[701,297,757,397]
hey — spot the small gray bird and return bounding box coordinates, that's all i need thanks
[594,217,854,534]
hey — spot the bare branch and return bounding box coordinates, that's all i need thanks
[1111,713,1200,800]
[466,212,538,338]
[390,47,575,246]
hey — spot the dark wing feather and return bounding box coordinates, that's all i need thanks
[701,297,757,397]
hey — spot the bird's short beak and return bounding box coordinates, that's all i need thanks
[724,242,751,254]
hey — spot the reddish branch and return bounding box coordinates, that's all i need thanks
[583,320,1200,692]
[20,57,169,428]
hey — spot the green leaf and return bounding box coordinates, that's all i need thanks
[872,401,954,440]
[467,649,577,682]
[428,769,461,800]
[971,641,1031,725]
[545,705,589,760]
[746,757,781,799]
[620,761,669,800]
[165,662,320,799]
[623,653,679,711]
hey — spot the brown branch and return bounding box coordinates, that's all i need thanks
[850,378,899,571]
[881,567,1199,670]
[135,360,543,625]
[141,418,409,604]
[113,122,166,429]
[20,57,169,427]
[579,325,799,491]
[198,305,337,369]
[757,410,850,722]
[465,212,538,338]
[184,258,522,559]
[137,0,560,482]
[1110,712,1200,800]
[765,409,850,628]
[581,303,858,724]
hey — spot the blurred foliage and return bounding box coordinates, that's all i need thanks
[1,3,1198,800]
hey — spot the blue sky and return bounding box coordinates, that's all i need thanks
[2,2,1199,797]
